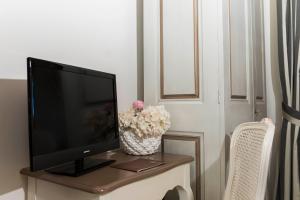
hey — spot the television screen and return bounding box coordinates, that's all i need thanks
[27,58,119,174]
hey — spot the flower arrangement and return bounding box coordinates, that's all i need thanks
[119,100,171,139]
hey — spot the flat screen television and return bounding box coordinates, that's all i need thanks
[27,57,119,176]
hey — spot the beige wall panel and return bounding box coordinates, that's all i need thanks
[230,0,248,99]
[161,0,199,98]
[253,0,265,100]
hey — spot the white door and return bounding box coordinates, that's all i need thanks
[144,0,225,199]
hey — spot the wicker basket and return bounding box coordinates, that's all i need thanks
[120,131,161,156]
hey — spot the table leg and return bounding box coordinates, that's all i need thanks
[28,177,37,200]
[176,163,194,200]
[176,185,194,200]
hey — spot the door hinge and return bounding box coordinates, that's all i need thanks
[218,89,221,104]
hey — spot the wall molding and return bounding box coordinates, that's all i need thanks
[228,0,249,100]
[231,95,247,100]
[160,0,200,99]
[162,133,203,200]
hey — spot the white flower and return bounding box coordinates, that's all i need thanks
[119,105,171,139]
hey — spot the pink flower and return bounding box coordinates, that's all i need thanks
[132,100,144,110]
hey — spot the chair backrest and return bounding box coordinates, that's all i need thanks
[224,120,275,200]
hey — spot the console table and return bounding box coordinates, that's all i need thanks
[21,151,194,200]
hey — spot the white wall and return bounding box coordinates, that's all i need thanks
[0,0,138,111]
[0,1,138,199]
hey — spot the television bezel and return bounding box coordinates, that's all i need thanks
[27,57,120,172]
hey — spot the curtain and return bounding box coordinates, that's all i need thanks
[277,0,300,199]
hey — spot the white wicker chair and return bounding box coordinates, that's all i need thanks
[224,119,275,200]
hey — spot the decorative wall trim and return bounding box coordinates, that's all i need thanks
[162,134,201,200]
[160,0,200,99]
[231,95,247,100]
[228,0,248,100]
[256,96,263,100]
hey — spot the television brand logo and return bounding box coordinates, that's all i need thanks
[83,150,91,154]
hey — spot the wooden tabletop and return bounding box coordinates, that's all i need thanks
[20,151,193,195]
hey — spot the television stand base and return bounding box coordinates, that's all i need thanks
[46,158,115,177]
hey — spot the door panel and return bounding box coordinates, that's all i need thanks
[225,0,254,134]
[144,0,223,199]
[225,0,267,131]
[252,0,267,121]
[160,0,199,98]
[229,0,248,100]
